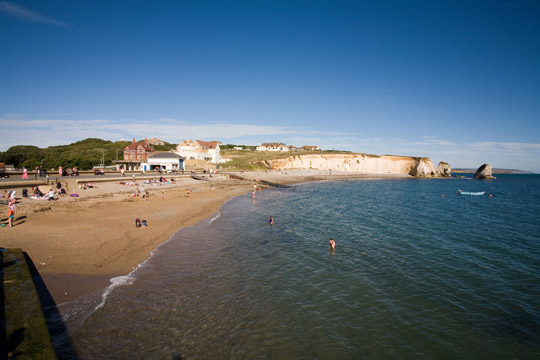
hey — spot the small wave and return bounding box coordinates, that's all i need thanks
[209,211,221,224]
[95,275,135,310]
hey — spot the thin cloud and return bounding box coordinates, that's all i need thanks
[469,141,540,152]
[0,118,336,150]
[0,1,69,27]
[1,118,539,172]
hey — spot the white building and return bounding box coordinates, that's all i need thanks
[301,145,321,151]
[175,140,224,163]
[256,142,291,152]
[141,152,185,172]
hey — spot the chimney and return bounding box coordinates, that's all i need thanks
[132,138,135,143]
[145,138,148,143]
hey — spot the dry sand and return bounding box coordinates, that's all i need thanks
[1,170,402,305]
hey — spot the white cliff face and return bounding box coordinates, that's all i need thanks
[265,154,450,177]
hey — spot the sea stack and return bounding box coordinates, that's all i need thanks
[436,162,452,177]
[474,164,496,179]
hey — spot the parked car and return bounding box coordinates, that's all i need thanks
[0,163,10,178]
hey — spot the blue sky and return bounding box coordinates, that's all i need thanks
[1,0,539,171]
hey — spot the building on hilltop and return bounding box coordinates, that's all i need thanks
[175,140,224,163]
[256,142,291,152]
[123,138,153,161]
[147,137,165,146]
[301,145,321,151]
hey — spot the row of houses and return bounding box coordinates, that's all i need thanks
[122,138,321,171]
[122,138,224,172]
[256,143,321,152]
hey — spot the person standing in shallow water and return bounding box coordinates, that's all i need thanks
[329,237,335,249]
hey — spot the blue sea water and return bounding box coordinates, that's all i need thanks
[68,174,540,359]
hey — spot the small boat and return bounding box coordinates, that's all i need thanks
[457,190,485,196]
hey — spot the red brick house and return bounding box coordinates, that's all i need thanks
[123,138,153,161]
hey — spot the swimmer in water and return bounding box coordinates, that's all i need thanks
[269,216,274,225]
[329,237,335,249]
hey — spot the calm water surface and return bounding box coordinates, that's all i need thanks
[62,175,540,359]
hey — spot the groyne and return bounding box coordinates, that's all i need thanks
[1,248,57,359]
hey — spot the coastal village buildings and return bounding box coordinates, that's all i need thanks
[123,138,153,161]
[256,143,291,152]
[174,140,224,164]
[256,143,321,152]
[141,152,185,172]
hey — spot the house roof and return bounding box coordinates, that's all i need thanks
[179,139,193,146]
[196,140,219,149]
[261,142,287,147]
[148,152,185,159]
[147,137,164,144]
[125,142,152,151]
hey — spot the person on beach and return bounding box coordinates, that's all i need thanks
[47,189,56,201]
[22,167,28,179]
[7,199,16,227]
[135,218,142,228]
[121,166,125,177]
[329,237,336,249]
[33,186,44,198]
[269,216,274,225]
[56,182,67,195]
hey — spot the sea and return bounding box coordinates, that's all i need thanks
[53,174,540,359]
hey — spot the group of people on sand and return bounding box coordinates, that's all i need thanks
[29,182,67,200]
[79,182,98,190]
[135,218,148,228]
[132,186,148,198]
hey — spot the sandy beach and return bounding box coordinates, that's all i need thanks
[1,170,403,305]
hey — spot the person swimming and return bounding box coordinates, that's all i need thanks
[269,216,274,225]
[329,237,335,249]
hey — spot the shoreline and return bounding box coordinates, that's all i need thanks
[1,170,412,305]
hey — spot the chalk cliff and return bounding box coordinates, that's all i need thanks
[264,154,451,177]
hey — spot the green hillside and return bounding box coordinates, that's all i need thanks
[0,138,176,170]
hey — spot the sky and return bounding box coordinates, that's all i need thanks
[1,0,539,172]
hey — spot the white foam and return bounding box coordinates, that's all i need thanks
[209,211,221,224]
[95,275,135,310]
